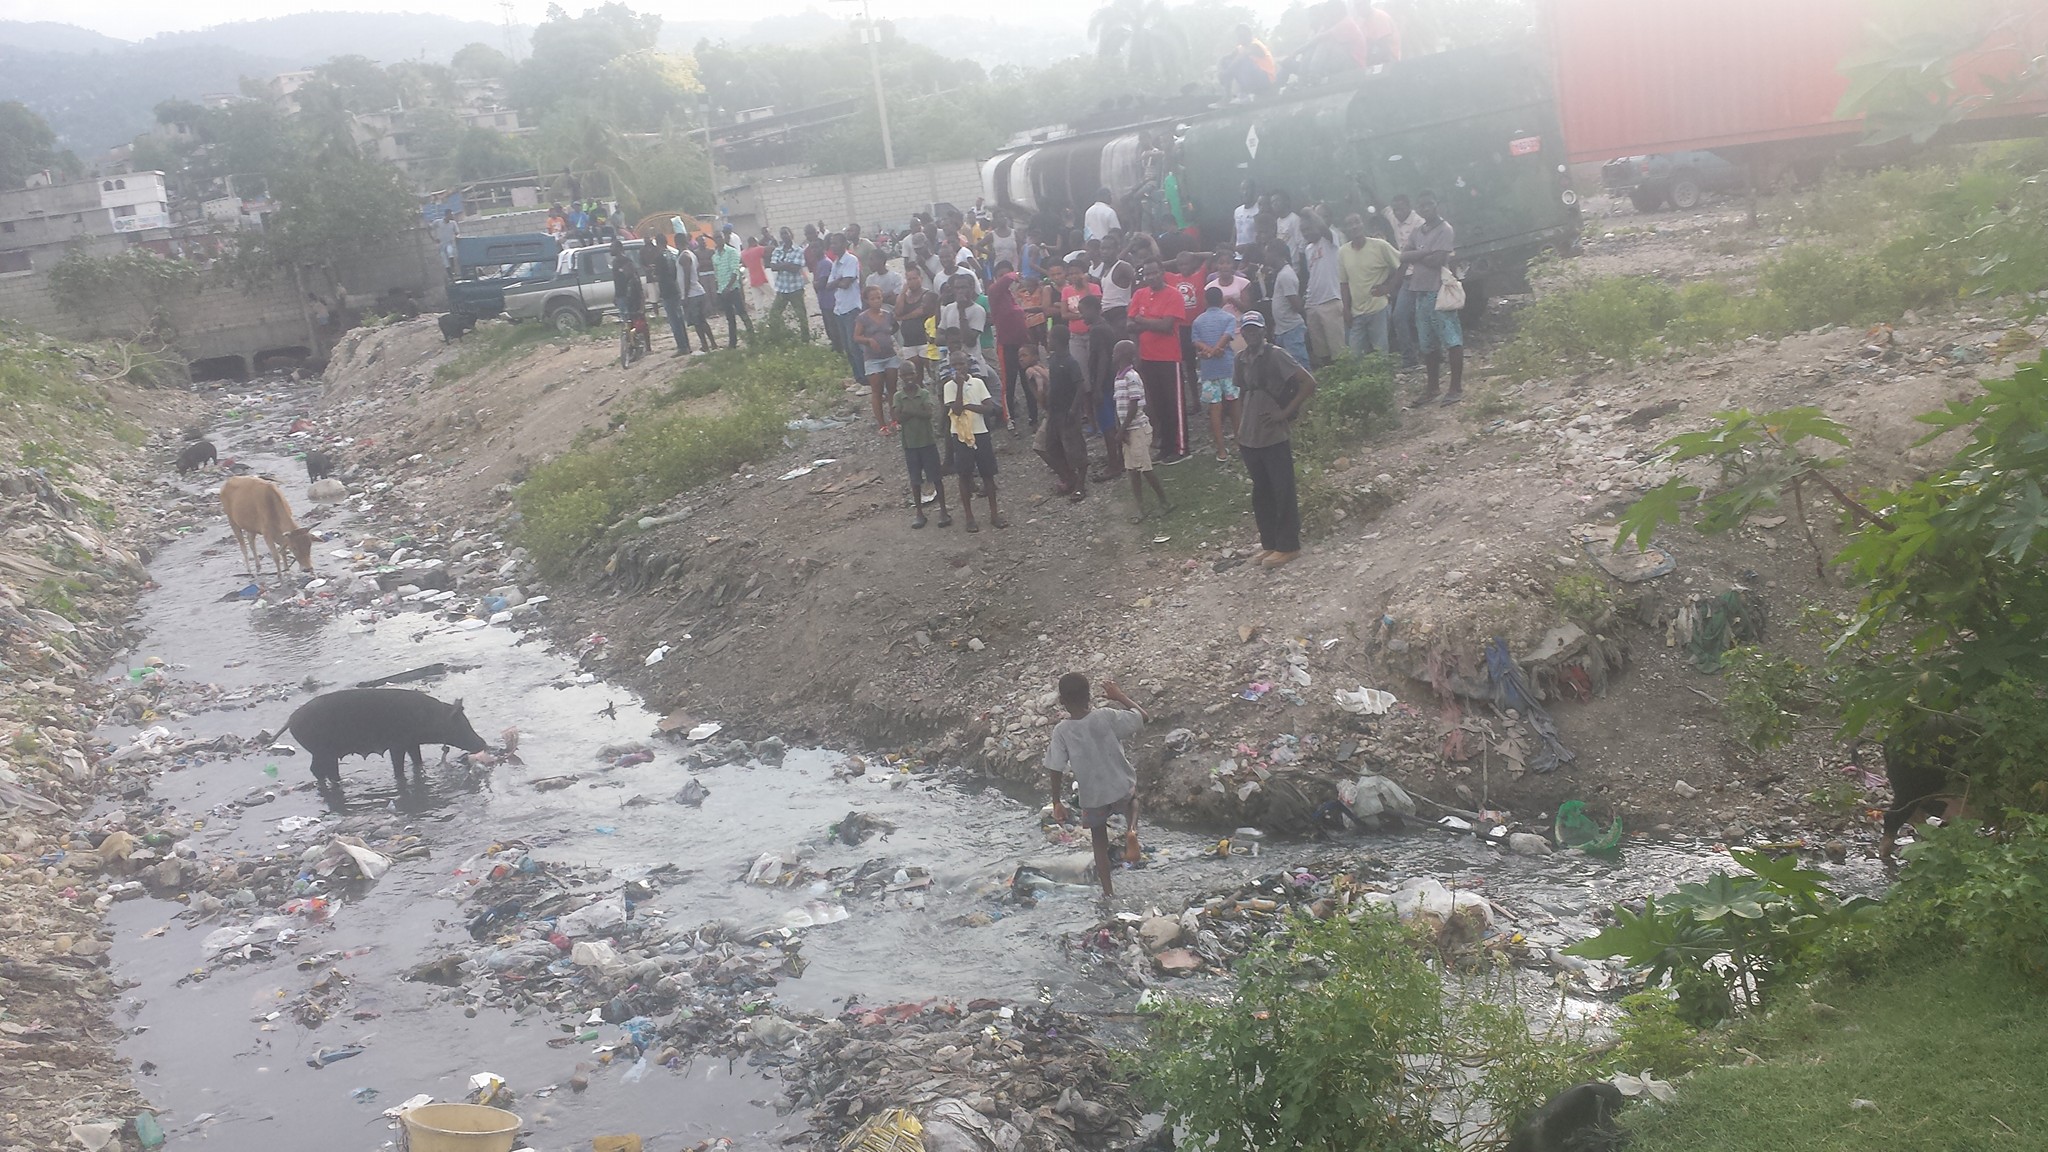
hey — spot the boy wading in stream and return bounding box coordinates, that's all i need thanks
[1045,673,1149,899]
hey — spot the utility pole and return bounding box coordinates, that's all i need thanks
[699,95,720,222]
[499,0,520,63]
[836,0,895,170]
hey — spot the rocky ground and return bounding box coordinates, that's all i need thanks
[302,193,2040,859]
[0,328,206,1152]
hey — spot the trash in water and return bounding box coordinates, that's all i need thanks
[592,1136,645,1152]
[644,644,670,665]
[831,810,897,846]
[381,1094,434,1118]
[466,1072,510,1106]
[1333,686,1397,715]
[1555,801,1624,855]
[308,1045,365,1068]
[354,662,455,688]
[132,1113,166,1150]
[675,778,709,806]
[68,1123,120,1151]
[348,1087,379,1105]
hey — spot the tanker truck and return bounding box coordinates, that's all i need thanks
[981,39,1582,312]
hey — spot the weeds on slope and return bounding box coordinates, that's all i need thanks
[434,321,576,383]
[1504,143,2048,378]
[515,342,842,570]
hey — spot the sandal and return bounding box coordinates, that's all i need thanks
[936,515,953,528]
[992,516,1010,529]
[966,521,981,533]
[912,516,927,529]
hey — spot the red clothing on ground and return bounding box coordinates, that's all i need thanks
[1128,285,1188,363]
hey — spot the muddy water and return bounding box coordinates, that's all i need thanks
[100,423,1884,1150]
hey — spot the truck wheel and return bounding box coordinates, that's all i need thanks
[547,304,588,335]
[1629,187,1663,213]
[1669,175,1702,210]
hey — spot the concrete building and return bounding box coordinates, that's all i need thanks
[0,171,171,274]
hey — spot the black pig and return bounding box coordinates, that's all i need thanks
[1504,1082,1625,1152]
[176,440,217,473]
[305,449,337,481]
[283,688,487,791]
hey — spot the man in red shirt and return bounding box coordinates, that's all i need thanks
[740,235,770,312]
[988,260,1034,429]
[1128,260,1191,464]
[1161,248,1210,421]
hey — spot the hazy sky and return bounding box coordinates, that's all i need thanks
[6,0,1286,40]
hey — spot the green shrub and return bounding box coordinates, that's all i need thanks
[1138,912,1589,1152]
[1755,246,1905,331]
[1291,351,1397,463]
[1850,814,2048,983]
[1552,572,1613,627]
[1497,275,1680,377]
[1719,646,1828,752]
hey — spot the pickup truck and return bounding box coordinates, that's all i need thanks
[502,239,648,333]
[446,233,559,320]
[1600,150,1744,212]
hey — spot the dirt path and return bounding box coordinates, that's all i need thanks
[308,200,2043,851]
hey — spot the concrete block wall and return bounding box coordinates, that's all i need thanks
[0,226,446,369]
[751,161,984,235]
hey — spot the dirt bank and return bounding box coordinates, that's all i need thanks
[308,196,2041,852]
[0,328,207,1152]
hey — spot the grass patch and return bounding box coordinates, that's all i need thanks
[434,321,576,383]
[1623,962,2048,1152]
[515,343,843,570]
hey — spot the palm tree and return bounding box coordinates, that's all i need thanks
[1090,0,1191,79]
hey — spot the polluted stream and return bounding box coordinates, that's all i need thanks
[93,401,1885,1151]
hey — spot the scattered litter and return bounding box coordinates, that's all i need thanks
[1333,686,1396,715]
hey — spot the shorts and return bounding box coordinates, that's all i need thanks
[1414,291,1465,353]
[1200,375,1240,405]
[866,354,902,371]
[948,431,997,480]
[684,295,709,324]
[1123,421,1155,471]
[1083,792,1137,830]
[903,442,942,491]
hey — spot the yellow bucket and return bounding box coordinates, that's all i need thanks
[401,1104,522,1152]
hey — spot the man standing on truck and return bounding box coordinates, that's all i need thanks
[768,226,810,341]
[1400,191,1463,406]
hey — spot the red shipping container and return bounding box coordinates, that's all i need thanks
[1544,0,2048,163]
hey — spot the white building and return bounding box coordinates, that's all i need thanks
[0,170,172,273]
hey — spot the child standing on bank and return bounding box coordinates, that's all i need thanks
[893,370,950,528]
[1045,673,1149,899]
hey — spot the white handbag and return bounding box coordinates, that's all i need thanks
[1436,265,1466,311]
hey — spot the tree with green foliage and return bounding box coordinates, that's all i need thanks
[627,132,713,218]
[266,148,418,274]
[1089,0,1191,80]
[533,101,638,203]
[1620,355,2048,814]
[448,128,536,182]
[596,50,702,131]
[453,42,514,80]
[511,3,664,120]
[0,101,77,190]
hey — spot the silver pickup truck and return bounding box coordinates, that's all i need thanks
[503,239,649,333]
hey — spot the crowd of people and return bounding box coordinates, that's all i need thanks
[601,173,1462,570]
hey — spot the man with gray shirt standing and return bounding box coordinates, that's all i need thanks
[1400,191,1462,406]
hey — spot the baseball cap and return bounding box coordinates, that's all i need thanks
[1239,311,1267,328]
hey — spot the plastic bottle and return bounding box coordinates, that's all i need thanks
[133,1113,166,1150]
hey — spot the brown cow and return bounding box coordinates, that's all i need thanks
[220,476,314,582]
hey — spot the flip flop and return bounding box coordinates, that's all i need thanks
[992,516,1010,529]
[936,516,953,528]
[966,521,981,533]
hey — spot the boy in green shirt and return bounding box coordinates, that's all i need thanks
[894,371,951,529]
